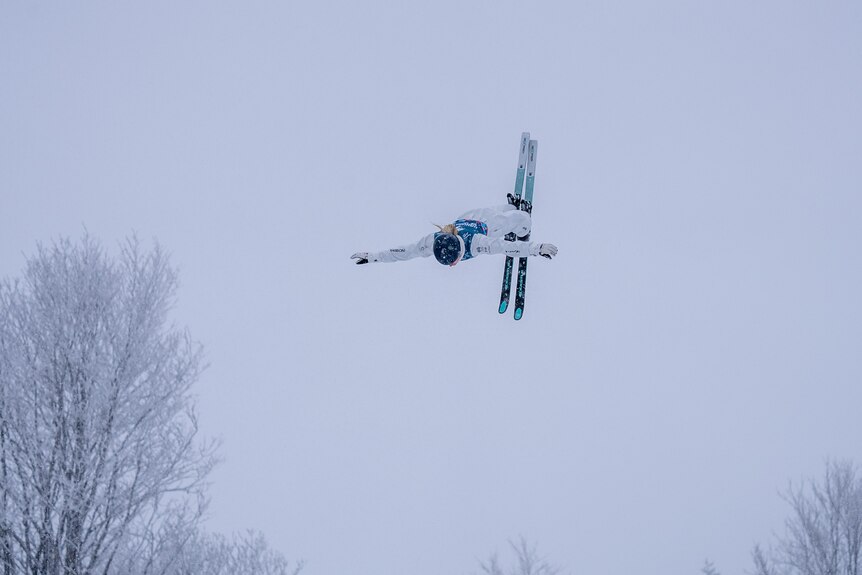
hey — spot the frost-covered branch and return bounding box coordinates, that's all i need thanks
[752,459,862,575]
[0,235,217,574]
[478,536,560,575]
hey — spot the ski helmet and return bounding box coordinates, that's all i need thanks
[433,233,464,266]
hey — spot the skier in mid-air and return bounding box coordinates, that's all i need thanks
[350,196,558,266]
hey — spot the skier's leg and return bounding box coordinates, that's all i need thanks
[472,208,530,239]
[499,209,531,239]
[456,204,527,239]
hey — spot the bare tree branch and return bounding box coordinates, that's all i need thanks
[478,536,561,575]
[0,235,217,574]
[752,460,862,575]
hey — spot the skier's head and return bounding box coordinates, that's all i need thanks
[433,232,465,266]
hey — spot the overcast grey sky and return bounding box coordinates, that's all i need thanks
[2,2,861,574]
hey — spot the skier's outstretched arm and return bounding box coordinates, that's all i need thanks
[351,233,436,264]
[471,236,558,259]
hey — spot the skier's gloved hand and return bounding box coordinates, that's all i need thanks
[351,252,371,265]
[530,243,558,260]
[539,244,558,259]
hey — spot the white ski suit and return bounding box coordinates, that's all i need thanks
[366,204,539,264]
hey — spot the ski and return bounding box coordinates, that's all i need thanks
[513,139,538,320]
[498,132,531,314]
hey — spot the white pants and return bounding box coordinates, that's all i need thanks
[457,204,532,239]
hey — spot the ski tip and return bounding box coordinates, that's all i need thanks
[514,308,523,320]
[499,302,509,314]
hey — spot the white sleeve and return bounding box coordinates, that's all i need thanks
[470,235,539,258]
[369,233,436,263]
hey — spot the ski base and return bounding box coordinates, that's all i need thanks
[498,253,515,313]
[512,140,537,320]
[498,132,530,315]
[498,134,537,321]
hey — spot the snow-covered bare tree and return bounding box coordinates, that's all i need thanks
[478,537,560,575]
[0,235,218,575]
[168,530,303,575]
[752,459,862,575]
